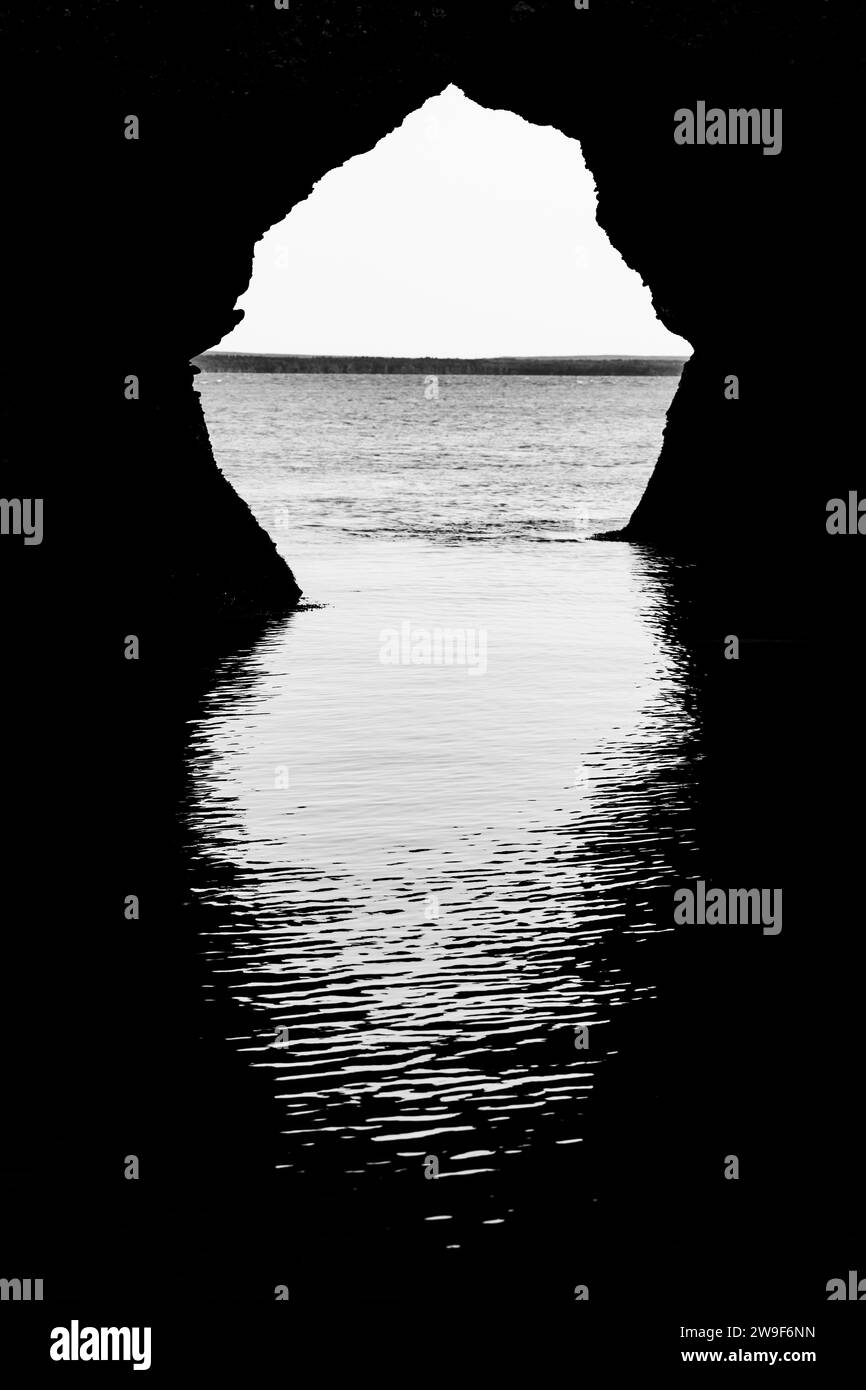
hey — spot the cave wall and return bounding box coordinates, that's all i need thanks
[5,5,863,1339]
[63,0,855,635]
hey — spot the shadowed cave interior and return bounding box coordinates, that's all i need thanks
[121,24,837,640]
[15,0,858,1329]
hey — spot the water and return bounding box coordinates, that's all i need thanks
[187,371,699,1249]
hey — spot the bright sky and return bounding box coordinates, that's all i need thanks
[213,85,690,358]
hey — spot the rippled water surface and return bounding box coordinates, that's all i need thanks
[188,372,699,1240]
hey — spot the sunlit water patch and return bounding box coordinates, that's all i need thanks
[185,373,698,1239]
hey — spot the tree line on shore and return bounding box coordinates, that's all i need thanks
[193,353,687,376]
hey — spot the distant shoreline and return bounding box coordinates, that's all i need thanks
[192,352,688,376]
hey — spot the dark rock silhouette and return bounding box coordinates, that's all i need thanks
[91,0,859,636]
[6,0,863,1359]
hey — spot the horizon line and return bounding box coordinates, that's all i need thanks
[194,350,690,360]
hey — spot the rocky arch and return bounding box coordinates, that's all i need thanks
[112,1,831,634]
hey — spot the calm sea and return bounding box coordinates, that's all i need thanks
[187,371,699,1253]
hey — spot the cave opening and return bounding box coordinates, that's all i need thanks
[182,87,700,1217]
[191,84,691,589]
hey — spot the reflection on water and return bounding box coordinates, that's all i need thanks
[182,537,699,1242]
